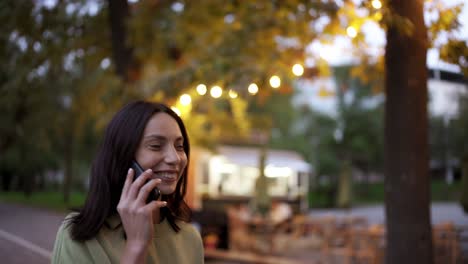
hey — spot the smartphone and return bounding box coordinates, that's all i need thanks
[131,160,161,202]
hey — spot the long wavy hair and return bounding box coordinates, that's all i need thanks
[70,101,191,242]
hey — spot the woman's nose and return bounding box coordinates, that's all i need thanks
[164,146,181,164]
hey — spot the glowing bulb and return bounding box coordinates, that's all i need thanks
[371,0,382,9]
[196,84,207,95]
[292,64,304,76]
[269,75,281,88]
[210,86,222,98]
[346,26,357,38]
[179,94,191,106]
[171,107,181,116]
[228,90,238,98]
[248,83,259,94]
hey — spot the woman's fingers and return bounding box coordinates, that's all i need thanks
[144,200,168,212]
[116,169,165,248]
[136,178,162,203]
[118,168,163,215]
[121,168,134,198]
[127,169,153,200]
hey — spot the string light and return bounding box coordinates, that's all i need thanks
[171,106,181,116]
[248,83,259,94]
[196,84,207,95]
[228,90,238,98]
[179,94,191,106]
[179,66,307,104]
[371,0,382,9]
[210,85,223,98]
[269,75,281,88]
[292,64,304,76]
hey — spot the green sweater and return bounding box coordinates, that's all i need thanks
[52,213,204,264]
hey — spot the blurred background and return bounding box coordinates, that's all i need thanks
[0,0,467,263]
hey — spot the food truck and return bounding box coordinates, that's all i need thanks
[186,145,312,212]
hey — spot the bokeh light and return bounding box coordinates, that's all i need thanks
[210,85,223,98]
[269,75,281,88]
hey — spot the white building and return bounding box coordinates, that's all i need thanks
[188,145,312,211]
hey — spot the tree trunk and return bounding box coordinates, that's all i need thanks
[384,1,433,263]
[252,146,271,217]
[459,156,468,213]
[63,121,74,204]
[0,170,13,191]
[107,0,139,82]
[336,159,352,208]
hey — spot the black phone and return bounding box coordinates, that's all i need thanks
[131,160,161,202]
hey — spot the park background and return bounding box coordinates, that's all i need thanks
[1,0,468,263]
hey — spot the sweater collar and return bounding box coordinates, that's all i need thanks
[105,214,168,230]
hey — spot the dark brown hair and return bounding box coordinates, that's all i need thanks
[70,101,191,241]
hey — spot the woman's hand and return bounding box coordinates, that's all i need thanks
[117,168,166,263]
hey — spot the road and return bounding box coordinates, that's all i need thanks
[0,202,66,264]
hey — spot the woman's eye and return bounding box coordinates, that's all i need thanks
[176,145,184,150]
[149,145,161,149]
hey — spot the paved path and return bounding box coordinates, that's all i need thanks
[0,202,66,264]
[309,202,468,226]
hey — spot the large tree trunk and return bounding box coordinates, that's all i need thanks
[459,156,468,213]
[336,159,352,208]
[107,0,139,82]
[384,0,433,263]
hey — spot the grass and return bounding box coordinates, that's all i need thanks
[353,180,461,204]
[309,179,462,208]
[431,180,462,201]
[0,191,86,212]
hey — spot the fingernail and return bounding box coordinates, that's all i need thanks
[145,169,152,173]
[128,168,132,173]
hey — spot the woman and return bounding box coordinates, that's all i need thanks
[52,101,204,263]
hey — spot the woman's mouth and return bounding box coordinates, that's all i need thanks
[153,171,178,182]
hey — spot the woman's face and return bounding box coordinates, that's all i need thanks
[134,112,187,195]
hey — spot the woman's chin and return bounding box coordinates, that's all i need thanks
[159,186,176,196]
